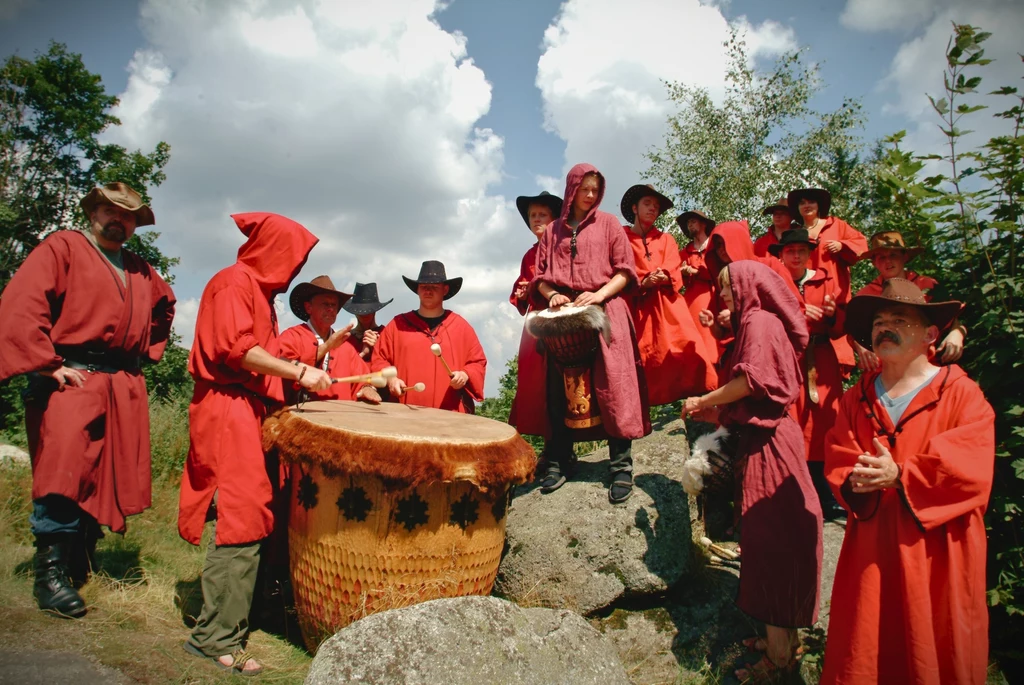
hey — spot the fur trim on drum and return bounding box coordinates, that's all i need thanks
[681,426,737,496]
[262,408,536,492]
[524,304,612,345]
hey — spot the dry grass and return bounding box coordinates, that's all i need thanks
[0,461,312,683]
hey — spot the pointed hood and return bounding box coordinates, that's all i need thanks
[706,220,757,277]
[232,212,318,298]
[560,163,606,226]
[727,260,809,355]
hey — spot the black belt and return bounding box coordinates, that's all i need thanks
[57,348,140,373]
[808,334,832,344]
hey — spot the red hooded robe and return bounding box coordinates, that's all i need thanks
[372,311,486,413]
[519,163,651,441]
[508,242,547,433]
[720,261,822,628]
[822,366,994,685]
[806,216,867,304]
[753,228,784,259]
[0,231,175,533]
[277,323,370,402]
[856,270,939,299]
[680,239,719,364]
[178,213,317,546]
[624,225,716,404]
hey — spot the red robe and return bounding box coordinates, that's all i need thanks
[0,231,175,533]
[856,271,939,299]
[806,216,867,305]
[680,240,719,365]
[509,243,546,434]
[522,163,651,441]
[720,261,821,628]
[624,225,716,404]
[752,228,784,258]
[790,268,845,462]
[372,311,486,413]
[178,213,317,546]
[277,323,370,401]
[822,366,995,685]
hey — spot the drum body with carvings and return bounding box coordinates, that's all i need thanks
[262,401,535,652]
[526,304,611,429]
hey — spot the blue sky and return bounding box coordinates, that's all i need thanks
[2,0,1022,395]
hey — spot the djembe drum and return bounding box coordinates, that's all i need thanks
[262,401,535,652]
[526,304,611,429]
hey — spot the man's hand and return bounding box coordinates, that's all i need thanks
[450,370,469,390]
[716,309,731,329]
[805,303,825,322]
[937,328,964,363]
[698,309,715,328]
[45,365,87,390]
[299,366,332,392]
[362,329,379,349]
[855,341,880,372]
[643,269,669,288]
[681,264,698,277]
[574,291,604,307]
[821,294,836,318]
[388,377,407,397]
[514,280,529,301]
[548,293,571,308]
[849,437,901,493]
[356,385,382,404]
[323,322,355,353]
[824,240,843,254]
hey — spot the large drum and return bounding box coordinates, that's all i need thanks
[262,401,535,652]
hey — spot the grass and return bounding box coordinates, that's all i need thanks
[0,395,313,684]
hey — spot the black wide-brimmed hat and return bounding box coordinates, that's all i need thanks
[402,260,463,300]
[676,209,715,234]
[515,191,563,228]
[289,275,353,321]
[620,184,673,225]
[343,282,393,316]
[845,278,963,349]
[787,188,832,219]
[768,227,818,257]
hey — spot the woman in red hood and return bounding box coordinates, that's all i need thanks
[179,213,332,676]
[528,163,651,504]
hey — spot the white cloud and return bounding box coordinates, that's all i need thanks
[840,0,945,32]
[536,0,797,217]
[107,0,528,396]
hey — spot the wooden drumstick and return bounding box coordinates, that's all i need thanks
[429,343,455,378]
[332,366,398,385]
[700,536,740,561]
[398,382,427,396]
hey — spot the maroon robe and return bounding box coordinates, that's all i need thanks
[522,163,651,441]
[0,231,175,532]
[720,261,822,628]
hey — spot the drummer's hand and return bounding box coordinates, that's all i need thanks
[698,309,715,328]
[324,322,355,352]
[548,293,571,308]
[362,329,378,348]
[450,370,469,390]
[388,377,407,397]
[299,366,332,392]
[44,365,87,390]
[574,291,603,307]
[356,385,382,404]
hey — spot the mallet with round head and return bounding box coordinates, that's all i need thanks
[429,343,455,378]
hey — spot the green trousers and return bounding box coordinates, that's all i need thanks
[187,526,262,657]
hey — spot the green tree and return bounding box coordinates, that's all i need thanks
[0,41,175,286]
[646,28,867,237]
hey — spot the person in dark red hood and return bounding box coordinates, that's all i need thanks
[527,163,651,504]
[179,212,332,676]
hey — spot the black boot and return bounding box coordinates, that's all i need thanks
[34,534,87,618]
[69,521,102,588]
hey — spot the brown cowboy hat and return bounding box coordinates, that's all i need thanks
[676,209,715,234]
[620,184,673,225]
[761,197,792,216]
[787,188,832,219]
[289,276,353,321]
[515,191,563,228]
[402,260,463,300]
[80,182,155,227]
[859,230,925,263]
[845,277,963,349]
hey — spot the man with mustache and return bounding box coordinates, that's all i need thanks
[821,278,995,684]
[0,182,176,618]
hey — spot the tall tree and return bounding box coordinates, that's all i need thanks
[646,29,866,234]
[0,41,174,287]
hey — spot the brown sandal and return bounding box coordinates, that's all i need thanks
[183,642,264,676]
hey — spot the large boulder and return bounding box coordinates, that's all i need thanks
[305,595,630,685]
[0,444,30,466]
[494,419,693,615]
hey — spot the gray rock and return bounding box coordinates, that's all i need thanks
[0,649,129,685]
[494,419,693,615]
[0,443,30,465]
[306,595,630,685]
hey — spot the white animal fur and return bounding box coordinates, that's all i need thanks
[681,426,733,496]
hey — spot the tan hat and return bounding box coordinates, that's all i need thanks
[289,276,353,321]
[79,182,155,227]
[761,197,791,216]
[845,278,962,349]
[675,209,715,234]
[859,230,925,263]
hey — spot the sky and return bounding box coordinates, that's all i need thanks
[2,0,1022,396]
